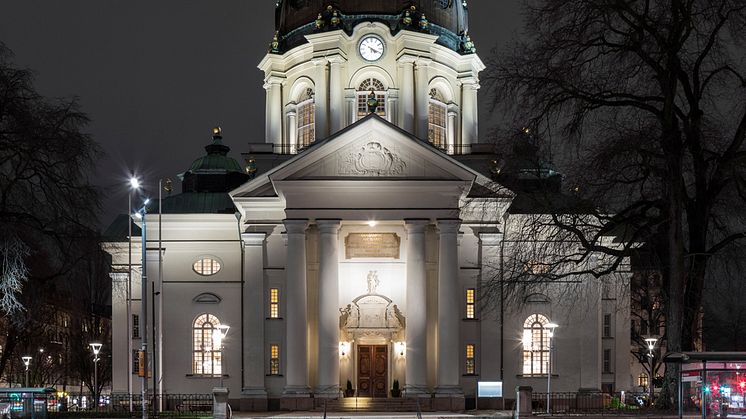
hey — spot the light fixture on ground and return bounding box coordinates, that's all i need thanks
[21,356,31,387]
[645,336,658,405]
[212,324,230,388]
[545,322,559,414]
[90,343,102,408]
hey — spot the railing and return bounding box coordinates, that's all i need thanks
[531,391,653,415]
[30,393,213,417]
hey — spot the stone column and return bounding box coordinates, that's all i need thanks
[405,219,429,395]
[328,56,346,134]
[398,58,415,133]
[447,104,459,154]
[460,79,479,149]
[264,76,284,152]
[436,219,463,395]
[316,220,342,396]
[242,233,268,407]
[312,58,329,140]
[283,219,310,396]
[414,59,431,140]
[344,88,356,126]
[285,104,297,153]
[387,88,399,125]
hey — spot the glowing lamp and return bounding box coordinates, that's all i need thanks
[739,381,745,389]
[394,341,406,357]
[367,220,378,227]
[339,341,350,358]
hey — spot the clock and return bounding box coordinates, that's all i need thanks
[359,35,385,61]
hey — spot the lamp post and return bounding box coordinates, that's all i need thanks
[134,198,150,419]
[22,356,31,387]
[212,325,230,388]
[645,337,658,406]
[127,176,140,411]
[90,343,102,408]
[546,323,559,414]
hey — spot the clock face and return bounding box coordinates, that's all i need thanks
[359,36,385,61]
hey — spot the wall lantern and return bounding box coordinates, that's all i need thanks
[394,341,406,357]
[339,341,350,358]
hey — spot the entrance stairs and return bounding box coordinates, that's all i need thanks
[314,397,427,412]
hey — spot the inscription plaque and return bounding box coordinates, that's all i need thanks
[345,233,400,259]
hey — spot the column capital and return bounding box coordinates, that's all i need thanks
[478,232,503,246]
[283,219,309,234]
[263,75,285,89]
[316,219,342,234]
[327,55,347,65]
[311,57,329,66]
[404,219,430,233]
[241,233,266,246]
[398,55,417,65]
[414,58,433,68]
[437,219,462,234]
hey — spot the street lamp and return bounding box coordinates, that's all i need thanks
[645,336,658,406]
[134,199,150,419]
[127,176,140,410]
[90,343,102,408]
[212,324,230,388]
[546,322,559,414]
[21,356,31,387]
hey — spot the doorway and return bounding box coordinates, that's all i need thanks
[357,345,388,398]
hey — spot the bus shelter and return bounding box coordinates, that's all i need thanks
[665,352,746,419]
[0,388,55,419]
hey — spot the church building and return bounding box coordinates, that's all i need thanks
[104,0,632,411]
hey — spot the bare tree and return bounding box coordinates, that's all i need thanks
[484,0,746,406]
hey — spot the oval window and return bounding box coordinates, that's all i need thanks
[193,257,221,276]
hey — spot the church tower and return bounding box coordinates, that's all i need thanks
[260,0,484,154]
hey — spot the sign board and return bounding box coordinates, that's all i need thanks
[345,233,400,259]
[477,381,503,398]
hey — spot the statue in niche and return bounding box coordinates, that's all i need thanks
[366,270,380,294]
[393,304,405,328]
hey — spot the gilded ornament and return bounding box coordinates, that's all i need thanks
[419,14,429,30]
[331,10,341,27]
[315,13,324,29]
[402,10,412,26]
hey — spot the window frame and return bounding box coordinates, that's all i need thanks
[269,288,280,319]
[522,314,550,376]
[465,343,476,375]
[603,348,612,373]
[192,313,224,376]
[356,78,387,120]
[192,256,222,276]
[428,89,447,149]
[465,288,476,319]
[603,313,612,338]
[269,344,280,376]
[132,314,140,339]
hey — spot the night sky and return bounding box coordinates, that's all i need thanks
[0,1,522,228]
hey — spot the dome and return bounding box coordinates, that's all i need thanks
[273,0,472,54]
[181,128,250,193]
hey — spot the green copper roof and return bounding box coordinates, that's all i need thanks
[186,135,244,174]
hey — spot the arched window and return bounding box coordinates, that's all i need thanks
[357,78,387,120]
[192,313,223,375]
[428,88,447,149]
[296,88,315,148]
[522,314,550,376]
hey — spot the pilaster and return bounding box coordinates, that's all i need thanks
[435,219,463,396]
[405,219,429,395]
[398,57,415,133]
[328,56,346,134]
[414,59,432,140]
[315,220,342,396]
[312,58,329,140]
[241,233,268,404]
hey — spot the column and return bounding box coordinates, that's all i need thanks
[285,104,297,153]
[460,79,479,149]
[398,58,415,133]
[316,220,342,396]
[344,88,356,126]
[387,88,399,126]
[264,76,284,152]
[414,59,431,140]
[447,104,459,154]
[242,233,268,403]
[283,219,310,396]
[328,56,346,134]
[436,219,463,395]
[312,58,329,140]
[405,219,429,394]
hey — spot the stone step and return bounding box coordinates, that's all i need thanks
[314,397,429,412]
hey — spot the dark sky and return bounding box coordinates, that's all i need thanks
[0,1,522,228]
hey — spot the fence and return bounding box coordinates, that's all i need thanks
[531,391,652,415]
[8,393,214,417]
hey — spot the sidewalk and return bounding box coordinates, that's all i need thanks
[232,411,514,418]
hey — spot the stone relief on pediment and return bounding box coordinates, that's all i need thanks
[338,141,406,176]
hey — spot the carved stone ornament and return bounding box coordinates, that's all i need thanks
[339,142,406,176]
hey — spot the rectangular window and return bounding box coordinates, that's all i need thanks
[465,288,476,319]
[296,100,315,148]
[603,314,612,338]
[269,288,280,318]
[357,93,386,120]
[465,344,476,375]
[270,344,280,375]
[428,100,447,149]
[132,314,140,338]
[603,349,612,373]
[132,350,139,374]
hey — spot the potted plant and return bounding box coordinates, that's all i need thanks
[344,379,355,397]
[391,379,401,397]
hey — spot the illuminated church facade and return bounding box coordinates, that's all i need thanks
[104,0,632,411]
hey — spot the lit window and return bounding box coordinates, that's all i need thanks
[296,88,315,149]
[192,314,224,375]
[465,344,476,375]
[270,344,280,375]
[269,288,280,318]
[428,88,447,149]
[193,257,221,276]
[357,78,386,120]
[466,288,476,319]
[638,373,649,387]
[132,314,140,339]
[522,314,550,376]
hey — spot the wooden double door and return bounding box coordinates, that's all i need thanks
[357,345,388,398]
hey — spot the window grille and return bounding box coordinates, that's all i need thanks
[270,344,280,375]
[603,349,612,373]
[269,288,280,318]
[356,78,386,120]
[465,288,476,319]
[428,88,447,149]
[132,314,140,339]
[465,344,476,374]
[192,313,224,375]
[296,88,315,148]
[193,257,221,276]
[603,313,612,337]
[522,314,550,376]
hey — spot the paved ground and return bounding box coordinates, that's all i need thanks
[232,411,513,418]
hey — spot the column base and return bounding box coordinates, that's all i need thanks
[315,386,340,398]
[241,387,268,397]
[433,388,464,411]
[404,385,430,396]
[280,389,313,411]
[435,385,464,396]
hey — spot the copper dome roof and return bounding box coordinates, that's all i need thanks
[272,0,472,54]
